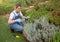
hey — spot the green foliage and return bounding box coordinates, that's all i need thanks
[21,7,26,15]
[47,11,60,26]
[25,1,60,26]
[53,31,60,42]
[16,0,27,7]
[0,0,40,14]
[49,31,60,42]
[0,4,13,14]
[16,0,38,7]
[25,3,52,23]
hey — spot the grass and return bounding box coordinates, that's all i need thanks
[0,16,26,42]
[53,31,60,42]
[49,31,60,42]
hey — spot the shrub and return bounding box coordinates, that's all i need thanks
[23,16,60,42]
[0,4,13,14]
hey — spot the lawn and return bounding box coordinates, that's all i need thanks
[0,16,26,42]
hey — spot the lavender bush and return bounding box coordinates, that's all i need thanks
[23,16,60,42]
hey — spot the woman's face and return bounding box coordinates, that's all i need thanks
[15,6,21,13]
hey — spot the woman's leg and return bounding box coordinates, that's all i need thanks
[9,23,23,32]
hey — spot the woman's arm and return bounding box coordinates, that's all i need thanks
[8,19,15,24]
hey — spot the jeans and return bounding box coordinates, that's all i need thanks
[9,19,25,31]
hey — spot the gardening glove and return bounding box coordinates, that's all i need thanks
[25,16,30,20]
[15,18,21,23]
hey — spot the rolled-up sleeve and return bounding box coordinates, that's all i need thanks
[9,13,14,20]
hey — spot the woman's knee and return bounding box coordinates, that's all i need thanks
[15,25,23,31]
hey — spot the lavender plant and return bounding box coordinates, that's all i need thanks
[23,16,60,42]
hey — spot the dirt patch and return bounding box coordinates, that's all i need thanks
[2,14,10,19]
